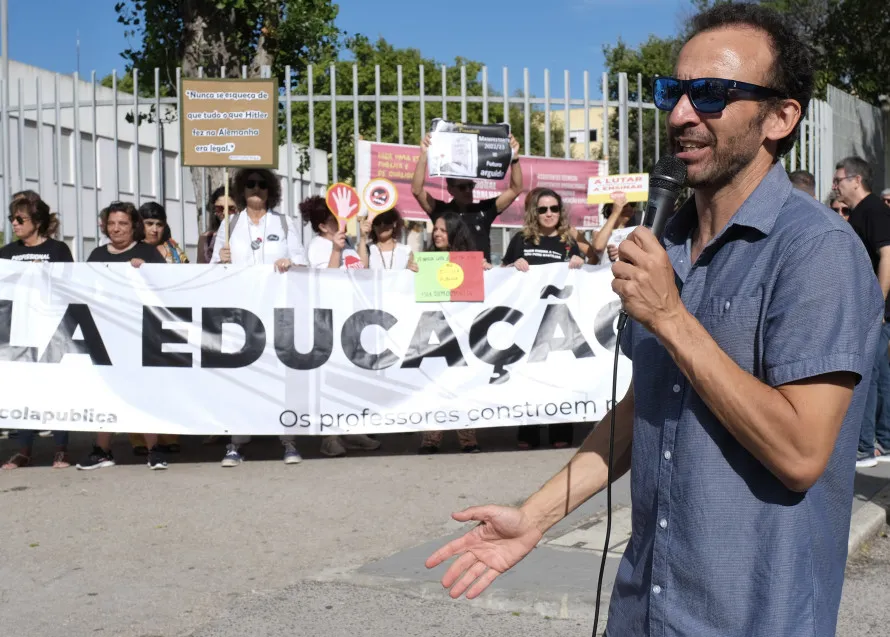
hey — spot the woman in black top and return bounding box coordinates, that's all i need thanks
[0,192,72,263]
[79,201,167,472]
[501,188,583,450]
[87,201,166,266]
[1,193,73,470]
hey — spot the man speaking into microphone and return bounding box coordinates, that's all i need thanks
[425,4,882,636]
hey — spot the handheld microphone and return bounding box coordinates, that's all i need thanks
[616,155,687,330]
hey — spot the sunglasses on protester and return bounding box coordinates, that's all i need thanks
[214,204,238,214]
[536,205,560,214]
[7,214,28,224]
[245,179,268,190]
[653,76,784,114]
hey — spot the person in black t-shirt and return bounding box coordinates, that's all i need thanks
[79,201,167,472]
[833,156,890,467]
[86,201,166,267]
[0,193,73,470]
[501,188,583,450]
[0,194,72,264]
[411,133,523,263]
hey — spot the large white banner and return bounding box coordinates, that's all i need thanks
[0,261,631,435]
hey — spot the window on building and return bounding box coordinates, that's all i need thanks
[163,151,178,200]
[81,133,97,188]
[117,142,132,193]
[138,146,154,196]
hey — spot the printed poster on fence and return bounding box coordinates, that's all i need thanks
[357,141,608,229]
[587,173,650,205]
[427,119,512,181]
[0,261,630,435]
[180,78,279,168]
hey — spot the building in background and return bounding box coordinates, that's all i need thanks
[548,106,615,160]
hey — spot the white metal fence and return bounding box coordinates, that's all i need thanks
[0,61,845,260]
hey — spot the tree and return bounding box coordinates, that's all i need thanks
[287,35,564,184]
[111,0,343,222]
[602,35,681,174]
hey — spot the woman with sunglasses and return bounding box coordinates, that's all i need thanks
[417,212,483,454]
[1,194,72,264]
[1,194,73,470]
[210,169,308,467]
[500,188,583,449]
[79,202,168,470]
[198,185,237,264]
[365,209,417,271]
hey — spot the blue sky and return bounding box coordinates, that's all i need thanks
[7,0,691,97]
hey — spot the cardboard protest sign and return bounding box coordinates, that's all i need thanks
[587,173,650,205]
[363,178,398,217]
[326,183,360,231]
[180,78,278,168]
[414,251,485,303]
[428,119,512,181]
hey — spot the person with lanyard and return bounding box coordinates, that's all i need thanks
[424,6,882,637]
[210,168,308,467]
[79,201,168,471]
[364,208,418,272]
[411,133,523,264]
[500,187,585,450]
[1,193,73,470]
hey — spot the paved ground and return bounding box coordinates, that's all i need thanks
[1,427,888,637]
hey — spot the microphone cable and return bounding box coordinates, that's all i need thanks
[591,310,629,637]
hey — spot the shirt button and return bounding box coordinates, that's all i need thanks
[652,585,662,595]
[672,384,681,393]
[659,518,668,529]
[664,450,672,460]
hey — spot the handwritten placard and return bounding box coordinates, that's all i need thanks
[414,252,485,302]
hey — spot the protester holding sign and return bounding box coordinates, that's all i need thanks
[411,133,523,263]
[367,209,417,272]
[300,196,368,270]
[417,212,483,454]
[211,168,306,273]
[209,169,307,468]
[501,188,583,450]
[588,192,640,263]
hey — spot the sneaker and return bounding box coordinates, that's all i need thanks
[320,436,347,457]
[856,451,878,469]
[283,442,303,465]
[52,452,70,469]
[76,447,116,471]
[38,430,53,438]
[221,444,243,467]
[342,434,381,451]
[461,445,481,454]
[147,448,168,470]
[0,430,8,440]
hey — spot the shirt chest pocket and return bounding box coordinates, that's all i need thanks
[696,294,762,374]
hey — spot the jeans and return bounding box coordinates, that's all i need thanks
[16,429,69,450]
[231,435,294,446]
[860,321,890,454]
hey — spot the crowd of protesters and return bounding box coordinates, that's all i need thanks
[3,143,889,472]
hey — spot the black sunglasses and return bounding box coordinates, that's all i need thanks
[245,179,268,190]
[7,214,27,224]
[653,76,784,114]
[536,205,560,214]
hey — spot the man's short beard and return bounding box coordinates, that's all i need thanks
[680,107,770,190]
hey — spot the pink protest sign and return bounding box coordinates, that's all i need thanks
[361,142,606,229]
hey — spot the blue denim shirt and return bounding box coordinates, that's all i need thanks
[611,162,883,637]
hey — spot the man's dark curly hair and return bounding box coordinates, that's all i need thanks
[688,2,813,158]
[232,168,282,211]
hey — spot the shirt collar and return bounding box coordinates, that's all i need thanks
[663,161,792,247]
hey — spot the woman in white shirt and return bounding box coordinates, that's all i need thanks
[211,168,308,469]
[367,209,417,271]
[299,196,382,458]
